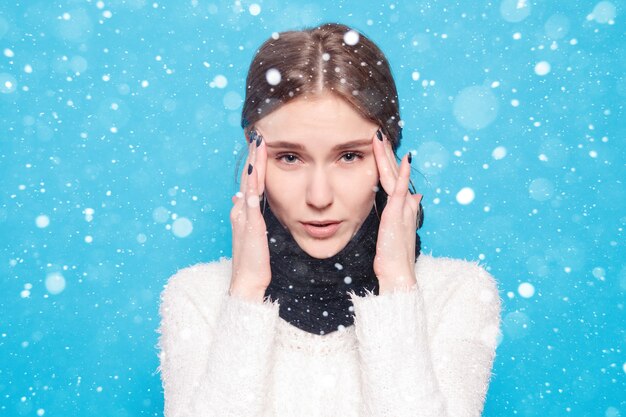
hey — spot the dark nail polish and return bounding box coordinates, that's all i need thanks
[376,129,383,141]
[256,133,262,147]
[248,163,253,175]
[249,130,257,143]
[407,152,412,164]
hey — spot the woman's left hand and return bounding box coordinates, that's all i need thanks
[371,129,423,293]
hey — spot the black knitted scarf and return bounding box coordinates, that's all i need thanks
[263,187,422,335]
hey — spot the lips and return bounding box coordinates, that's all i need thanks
[305,220,340,226]
[301,221,342,238]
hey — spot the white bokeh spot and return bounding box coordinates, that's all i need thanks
[518,282,535,298]
[492,146,507,160]
[534,61,551,76]
[35,215,50,228]
[172,217,193,238]
[265,68,281,86]
[45,272,66,295]
[343,30,359,46]
[249,3,261,16]
[453,86,499,130]
[456,187,475,205]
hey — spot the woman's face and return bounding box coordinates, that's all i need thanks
[254,91,380,259]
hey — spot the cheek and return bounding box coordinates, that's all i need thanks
[340,173,375,190]
[363,163,380,197]
[336,167,378,203]
[264,165,301,201]
[356,156,379,180]
[340,163,379,188]
[365,166,380,184]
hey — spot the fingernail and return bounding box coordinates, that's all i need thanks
[407,152,412,164]
[248,163,253,175]
[256,133,263,147]
[376,129,383,141]
[249,130,257,144]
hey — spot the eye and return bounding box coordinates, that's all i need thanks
[276,153,300,164]
[341,152,364,163]
[275,152,364,165]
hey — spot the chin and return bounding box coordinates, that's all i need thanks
[297,236,347,259]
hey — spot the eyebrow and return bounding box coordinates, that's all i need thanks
[265,139,372,152]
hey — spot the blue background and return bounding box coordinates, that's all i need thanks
[1,0,624,416]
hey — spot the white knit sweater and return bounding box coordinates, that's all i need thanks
[156,253,502,417]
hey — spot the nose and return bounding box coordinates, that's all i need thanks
[305,167,333,210]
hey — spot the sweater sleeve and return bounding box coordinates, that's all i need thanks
[156,265,281,417]
[348,264,502,417]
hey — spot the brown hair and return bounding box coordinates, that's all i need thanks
[241,22,404,153]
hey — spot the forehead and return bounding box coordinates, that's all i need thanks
[255,92,377,146]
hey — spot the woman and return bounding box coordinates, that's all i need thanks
[157,23,502,417]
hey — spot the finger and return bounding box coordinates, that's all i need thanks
[375,128,400,179]
[392,152,412,200]
[246,142,261,211]
[246,173,261,210]
[382,134,400,179]
[416,196,424,229]
[232,191,245,205]
[239,132,256,200]
[410,193,423,211]
[372,130,397,196]
[255,130,267,196]
[233,135,254,221]
[412,194,423,224]
[377,129,402,195]
[403,192,420,215]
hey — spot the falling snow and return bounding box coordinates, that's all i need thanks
[343,30,360,46]
[265,68,282,86]
[0,1,622,416]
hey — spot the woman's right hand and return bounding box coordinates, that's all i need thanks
[229,130,271,302]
